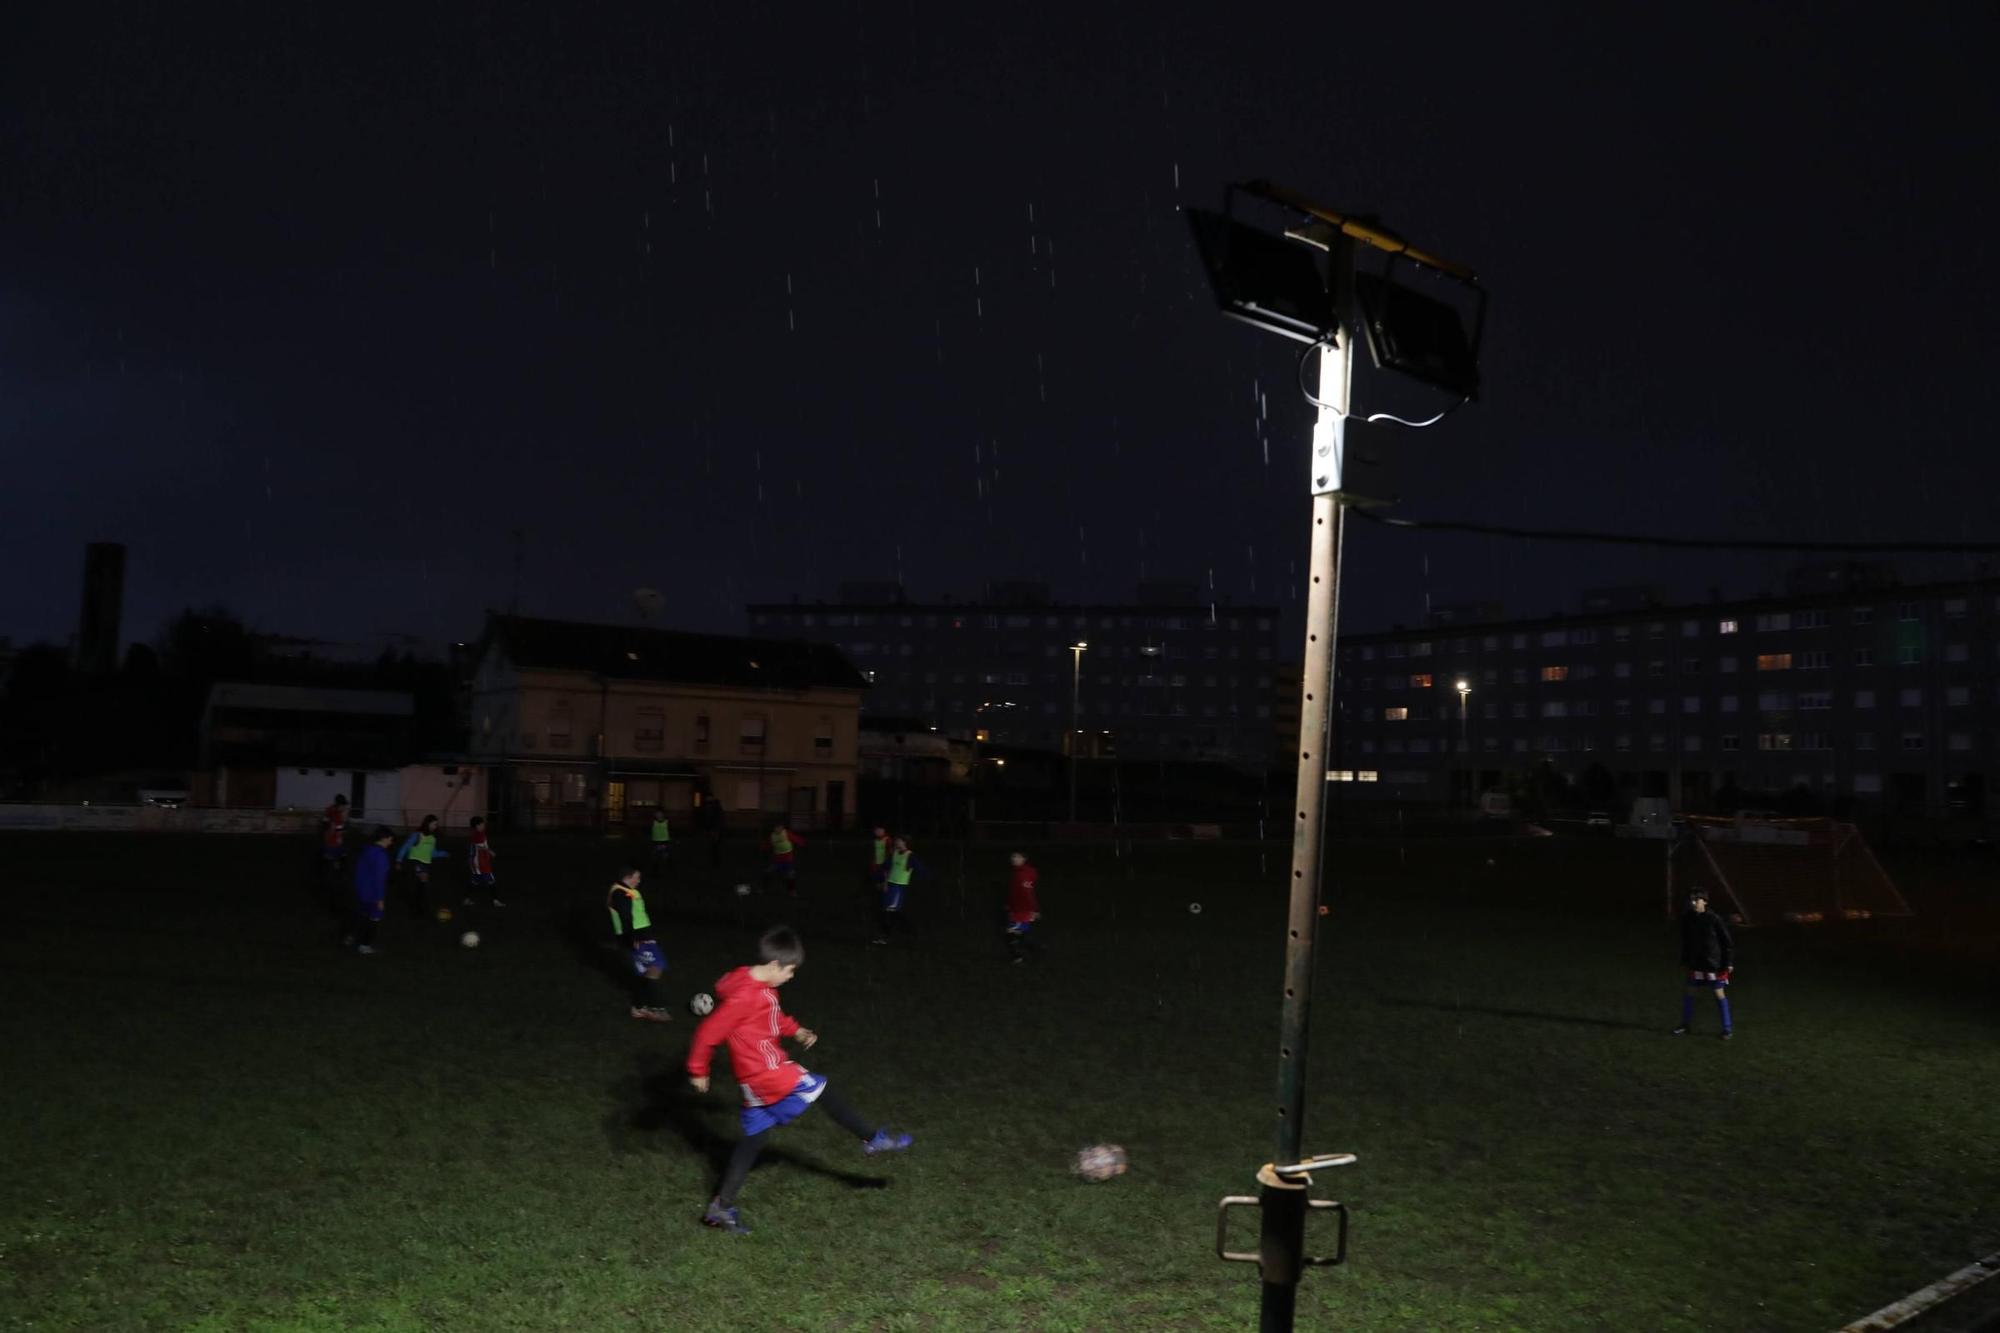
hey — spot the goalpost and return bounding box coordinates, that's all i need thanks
[1668,815,1913,927]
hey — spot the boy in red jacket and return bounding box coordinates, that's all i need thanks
[1004,850,1040,963]
[686,925,913,1235]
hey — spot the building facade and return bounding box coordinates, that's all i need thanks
[747,583,1283,769]
[468,615,865,831]
[1334,576,2000,818]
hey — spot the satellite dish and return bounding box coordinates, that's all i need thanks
[633,588,664,621]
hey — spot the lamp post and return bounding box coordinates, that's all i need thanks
[1067,642,1089,822]
[1455,680,1471,809]
[969,699,1013,833]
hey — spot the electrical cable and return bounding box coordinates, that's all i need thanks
[1294,336,1465,428]
[1350,507,2000,555]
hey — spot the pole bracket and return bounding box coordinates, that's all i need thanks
[1215,1153,1357,1269]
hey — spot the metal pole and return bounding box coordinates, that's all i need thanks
[1259,289,1353,1331]
[1068,647,1085,822]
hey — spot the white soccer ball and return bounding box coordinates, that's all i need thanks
[1188,902,1202,915]
[734,883,752,897]
[1073,1144,1129,1182]
[689,992,716,1016]
[459,931,480,949]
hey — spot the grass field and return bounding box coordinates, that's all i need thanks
[2,829,1996,1331]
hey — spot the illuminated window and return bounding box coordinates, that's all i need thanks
[1410,673,1433,689]
[1540,665,1568,682]
[1757,733,1793,751]
[1718,619,1739,634]
[1384,707,1409,721]
[1756,654,1792,671]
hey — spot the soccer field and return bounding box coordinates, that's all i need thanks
[1,831,1995,1331]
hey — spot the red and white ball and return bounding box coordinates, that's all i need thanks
[1072,1144,1129,1182]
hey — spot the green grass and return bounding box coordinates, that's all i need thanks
[1,830,1995,1331]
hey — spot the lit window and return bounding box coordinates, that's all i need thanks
[1540,665,1568,682]
[1410,673,1433,688]
[1757,733,1793,751]
[1384,707,1409,721]
[1717,619,1739,635]
[1756,654,1792,671]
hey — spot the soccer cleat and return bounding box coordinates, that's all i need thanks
[463,897,476,906]
[357,945,377,955]
[863,1129,913,1157]
[630,1006,674,1023]
[491,899,506,908]
[1720,1031,1734,1041]
[1670,1026,1689,1036]
[870,937,889,946]
[701,1201,750,1236]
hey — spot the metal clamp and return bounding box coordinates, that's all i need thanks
[1215,1153,1357,1268]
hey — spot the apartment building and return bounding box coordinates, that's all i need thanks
[747,582,1282,769]
[1334,576,2000,817]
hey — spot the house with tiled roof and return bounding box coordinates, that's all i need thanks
[468,614,866,831]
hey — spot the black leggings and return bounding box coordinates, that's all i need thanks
[715,1084,876,1207]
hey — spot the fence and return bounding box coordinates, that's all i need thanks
[0,804,323,834]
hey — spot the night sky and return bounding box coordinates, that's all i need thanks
[5,4,1997,656]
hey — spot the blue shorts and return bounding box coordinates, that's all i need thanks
[411,862,432,883]
[741,1071,826,1137]
[768,858,796,879]
[1005,920,1035,937]
[881,883,906,912]
[470,872,496,887]
[1687,970,1729,989]
[632,941,667,975]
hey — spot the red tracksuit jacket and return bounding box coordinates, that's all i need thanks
[686,966,806,1106]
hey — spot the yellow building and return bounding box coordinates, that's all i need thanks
[468,615,866,831]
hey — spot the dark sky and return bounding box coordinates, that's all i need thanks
[5,3,1997,656]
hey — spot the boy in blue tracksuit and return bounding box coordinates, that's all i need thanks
[344,826,396,953]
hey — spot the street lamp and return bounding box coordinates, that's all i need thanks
[1455,680,1471,809]
[970,700,1015,832]
[1068,642,1089,822]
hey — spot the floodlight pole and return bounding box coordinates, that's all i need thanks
[1259,239,1356,1333]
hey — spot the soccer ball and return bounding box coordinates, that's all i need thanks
[434,906,454,923]
[1072,1144,1129,1182]
[459,931,480,949]
[689,992,716,1016]
[1187,902,1202,915]
[734,883,752,897]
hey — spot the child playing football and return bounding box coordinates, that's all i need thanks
[871,835,925,944]
[1674,887,1735,1040]
[686,926,912,1235]
[763,821,806,897]
[342,826,396,954]
[608,866,672,1023]
[395,815,449,919]
[463,816,503,908]
[1003,850,1040,962]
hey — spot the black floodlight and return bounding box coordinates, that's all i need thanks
[1354,265,1484,400]
[1186,207,1332,345]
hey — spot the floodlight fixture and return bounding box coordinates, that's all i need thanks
[1185,207,1333,345]
[1355,268,1483,400]
[1189,181,1486,400]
